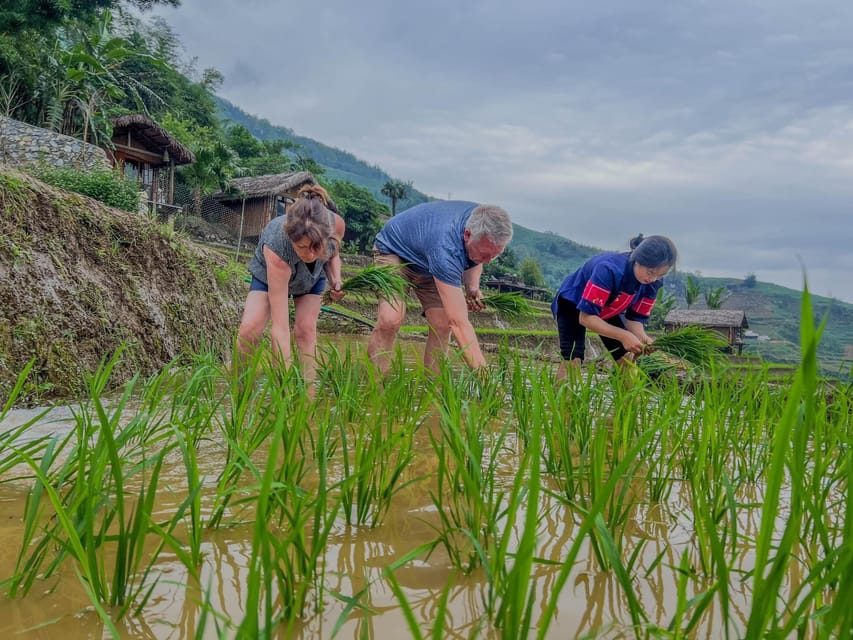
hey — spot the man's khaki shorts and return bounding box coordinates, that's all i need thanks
[372,250,443,312]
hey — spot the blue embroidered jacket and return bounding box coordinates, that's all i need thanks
[551,252,660,322]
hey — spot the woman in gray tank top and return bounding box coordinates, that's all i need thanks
[237,185,346,380]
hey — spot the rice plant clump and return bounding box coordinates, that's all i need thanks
[332,263,409,302]
[648,326,729,366]
[482,292,536,321]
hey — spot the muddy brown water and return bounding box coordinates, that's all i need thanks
[0,337,788,638]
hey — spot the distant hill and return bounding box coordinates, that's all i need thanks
[665,275,853,377]
[218,97,604,285]
[216,97,430,211]
[214,97,853,378]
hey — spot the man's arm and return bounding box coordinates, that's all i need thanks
[462,264,486,311]
[435,279,488,369]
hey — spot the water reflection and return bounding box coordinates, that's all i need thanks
[0,338,845,639]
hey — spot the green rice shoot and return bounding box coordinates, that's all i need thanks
[334,263,409,302]
[649,325,729,366]
[482,292,536,320]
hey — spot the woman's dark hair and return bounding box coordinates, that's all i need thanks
[628,234,678,269]
[284,185,338,258]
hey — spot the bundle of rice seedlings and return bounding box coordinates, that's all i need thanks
[636,350,688,379]
[332,263,409,303]
[481,292,536,321]
[649,326,729,367]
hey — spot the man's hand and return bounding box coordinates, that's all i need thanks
[465,288,485,312]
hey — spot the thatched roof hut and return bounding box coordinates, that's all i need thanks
[483,279,551,301]
[207,171,317,238]
[664,309,749,353]
[107,114,195,211]
[211,171,315,201]
[110,114,195,165]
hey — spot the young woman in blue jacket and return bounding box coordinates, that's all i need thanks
[551,234,677,379]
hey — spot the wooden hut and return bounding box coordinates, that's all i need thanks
[106,114,195,209]
[483,278,551,301]
[208,171,316,239]
[663,309,749,354]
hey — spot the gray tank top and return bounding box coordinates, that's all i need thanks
[248,214,334,296]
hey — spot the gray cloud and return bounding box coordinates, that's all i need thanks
[152,0,853,302]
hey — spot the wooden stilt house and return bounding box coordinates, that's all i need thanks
[106,115,195,210]
[663,309,750,354]
[207,171,316,239]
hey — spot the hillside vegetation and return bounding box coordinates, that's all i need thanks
[0,166,246,406]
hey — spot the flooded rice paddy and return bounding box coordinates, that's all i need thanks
[0,331,850,639]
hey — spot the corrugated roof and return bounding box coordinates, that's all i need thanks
[212,171,316,200]
[664,309,749,328]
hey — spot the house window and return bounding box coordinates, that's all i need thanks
[123,161,139,181]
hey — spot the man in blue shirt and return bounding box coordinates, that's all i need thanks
[367,200,513,374]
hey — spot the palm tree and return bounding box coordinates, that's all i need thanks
[181,141,241,216]
[685,274,702,309]
[381,179,411,216]
[59,10,160,145]
[704,285,730,309]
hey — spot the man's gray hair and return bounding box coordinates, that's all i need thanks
[466,204,513,245]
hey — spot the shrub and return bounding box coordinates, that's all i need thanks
[29,165,140,212]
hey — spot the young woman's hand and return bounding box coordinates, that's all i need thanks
[621,332,645,355]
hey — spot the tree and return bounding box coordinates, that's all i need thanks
[380,179,411,216]
[704,285,730,310]
[647,287,676,331]
[225,124,263,158]
[482,246,518,281]
[519,257,545,288]
[3,0,180,31]
[685,274,702,309]
[180,141,241,216]
[744,273,757,288]
[327,180,388,252]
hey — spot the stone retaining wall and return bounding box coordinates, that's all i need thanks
[0,115,110,170]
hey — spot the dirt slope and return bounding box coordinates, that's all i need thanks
[0,166,246,406]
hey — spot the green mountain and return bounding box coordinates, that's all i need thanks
[215,97,853,377]
[216,97,430,211]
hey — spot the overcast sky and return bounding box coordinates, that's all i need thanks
[150,0,853,302]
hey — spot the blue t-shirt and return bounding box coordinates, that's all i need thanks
[551,252,660,322]
[374,200,479,285]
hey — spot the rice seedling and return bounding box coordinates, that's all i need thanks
[5,350,190,621]
[481,292,537,321]
[329,263,409,303]
[336,377,424,527]
[635,350,688,379]
[488,413,542,636]
[744,286,825,638]
[647,326,729,366]
[427,361,511,574]
[207,346,305,528]
[2,283,851,637]
[0,361,53,481]
[536,425,659,640]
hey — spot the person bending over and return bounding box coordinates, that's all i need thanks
[367,200,513,374]
[237,184,346,381]
[551,234,677,380]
